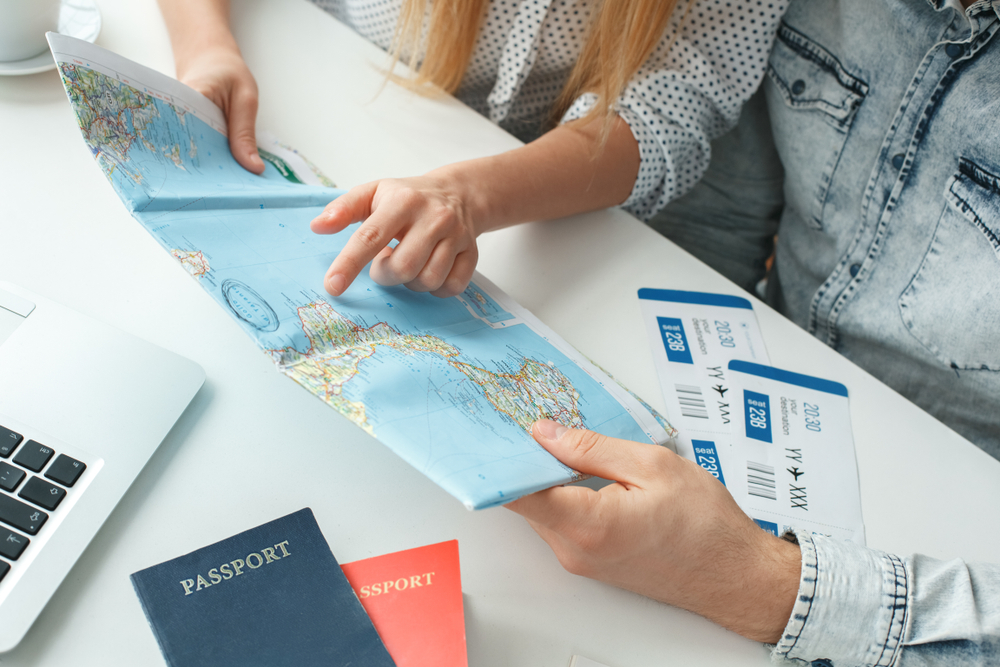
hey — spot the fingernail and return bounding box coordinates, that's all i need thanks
[326,273,346,295]
[310,213,328,230]
[534,419,568,441]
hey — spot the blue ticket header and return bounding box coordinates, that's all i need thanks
[728,360,849,397]
[656,317,694,364]
[743,390,773,443]
[638,288,753,310]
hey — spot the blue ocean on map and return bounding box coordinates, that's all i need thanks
[56,48,667,509]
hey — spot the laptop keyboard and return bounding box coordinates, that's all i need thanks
[0,425,86,581]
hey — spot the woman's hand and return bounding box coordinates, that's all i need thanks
[158,0,263,174]
[310,114,641,299]
[176,46,264,175]
[311,172,482,298]
[506,420,801,644]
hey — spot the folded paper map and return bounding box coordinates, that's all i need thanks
[49,33,673,509]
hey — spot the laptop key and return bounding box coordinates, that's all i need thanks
[0,464,25,493]
[0,427,22,459]
[44,455,86,488]
[12,441,54,473]
[0,560,8,583]
[0,529,28,561]
[0,494,47,534]
[19,478,66,512]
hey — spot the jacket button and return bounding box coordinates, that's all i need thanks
[791,79,806,95]
[850,263,861,277]
[892,153,905,170]
[946,43,964,58]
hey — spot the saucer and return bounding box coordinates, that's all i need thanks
[0,0,102,76]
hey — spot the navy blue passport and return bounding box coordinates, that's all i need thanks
[130,508,395,666]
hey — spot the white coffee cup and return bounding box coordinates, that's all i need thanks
[0,0,61,63]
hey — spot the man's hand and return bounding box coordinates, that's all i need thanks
[506,420,801,644]
[310,174,481,298]
[177,46,264,175]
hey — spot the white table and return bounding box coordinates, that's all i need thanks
[1,1,998,665]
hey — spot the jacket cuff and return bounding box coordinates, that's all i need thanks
[772,529,908,666]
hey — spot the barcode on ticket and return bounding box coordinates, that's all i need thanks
[675,384,708,419]
[746,461,776,500]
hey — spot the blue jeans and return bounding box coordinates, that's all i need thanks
[649,1,1000,665]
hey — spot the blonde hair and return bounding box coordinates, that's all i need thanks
[390,0,684,133]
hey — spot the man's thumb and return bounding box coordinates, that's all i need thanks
[532,419,650,483]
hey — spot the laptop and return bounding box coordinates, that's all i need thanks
[0,281,204,651]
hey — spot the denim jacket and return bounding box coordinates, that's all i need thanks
[650,1,1000,665]
[656,0,1000,454]
[776,528,1000,666]
[765,0,1000,457]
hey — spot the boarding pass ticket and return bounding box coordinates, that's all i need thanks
[727,360,865,544]
[639,289,864,544]
[638,289,770,469]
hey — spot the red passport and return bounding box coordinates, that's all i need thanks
[341,540,467,667]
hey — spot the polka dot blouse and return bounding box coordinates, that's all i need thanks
[310,0,789,220]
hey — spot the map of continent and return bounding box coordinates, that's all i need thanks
[268,301,586,437]
[51,35,671,509]
[60,64,161,187]
[269,300,461,434]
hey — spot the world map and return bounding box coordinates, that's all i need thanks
[52,35,672,509]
